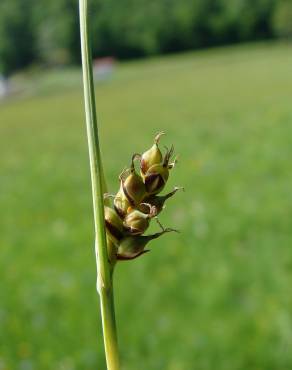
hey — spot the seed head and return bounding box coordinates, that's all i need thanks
[105,132,181,263]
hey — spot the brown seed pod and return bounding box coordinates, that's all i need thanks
[113,182,132,219]
[123,204,157,235]
[140,132,164,176]
[104,206,125,246]
[144,145,176,195]
[121,155,146,206]
[106,235,118,265]
[117,228,178,260]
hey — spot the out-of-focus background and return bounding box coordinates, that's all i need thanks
[1,0,292,369]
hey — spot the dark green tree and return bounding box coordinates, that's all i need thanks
[33,0,80,65]
[0,0,35,76]
[0,0,284,74]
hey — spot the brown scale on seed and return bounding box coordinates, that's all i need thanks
[143,145,177,195]
[117,228,178,260]
[114,178,132,219]
[139,187,184,215]
[104,206,124,246]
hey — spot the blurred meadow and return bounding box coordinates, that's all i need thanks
[1,42,292,370]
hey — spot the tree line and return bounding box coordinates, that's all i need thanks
[0,0,291,76]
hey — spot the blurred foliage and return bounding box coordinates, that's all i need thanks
[0,0,290,76]
[34,0,80,65]
[273,0,292,39]
[0,0,36,76]
[1,43,292,369]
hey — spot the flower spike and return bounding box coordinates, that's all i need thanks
[104,131,182,263]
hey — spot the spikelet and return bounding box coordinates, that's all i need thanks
[104,132,182,262]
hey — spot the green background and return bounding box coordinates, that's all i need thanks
[1,42,292,370]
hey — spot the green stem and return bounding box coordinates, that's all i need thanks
[79,1,120,369]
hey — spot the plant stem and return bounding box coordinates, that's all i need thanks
[79,0,120,369]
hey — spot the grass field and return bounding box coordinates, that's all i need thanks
[1,42,292,370]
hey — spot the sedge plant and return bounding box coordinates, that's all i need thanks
[79,1,182,368]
